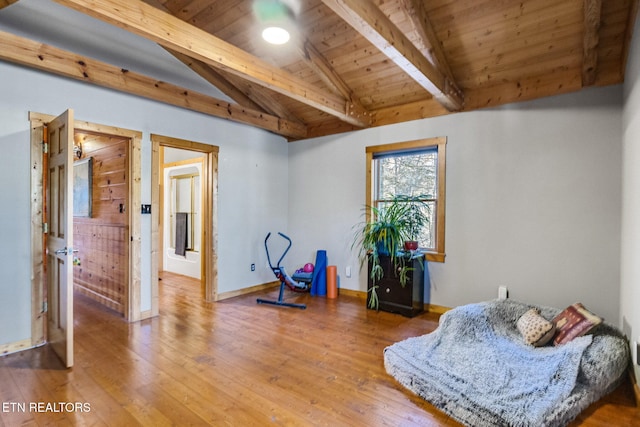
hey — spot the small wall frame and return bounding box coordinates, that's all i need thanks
[73,157,92,217]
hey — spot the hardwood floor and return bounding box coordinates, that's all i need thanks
[1,272,638,426]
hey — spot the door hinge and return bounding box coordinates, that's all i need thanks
[43,222,48,234]
[42,142,48,154]
[42,301,48,313]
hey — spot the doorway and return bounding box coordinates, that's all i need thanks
[72,130,131,315]
[29,111,143,355]
[150,134,218,312]
[162,149,204,280]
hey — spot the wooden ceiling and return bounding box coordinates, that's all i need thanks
[0,0,638,141]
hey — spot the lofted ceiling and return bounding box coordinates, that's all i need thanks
[0,0,638,141]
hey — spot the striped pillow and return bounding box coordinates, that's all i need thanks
[552,303,602,346]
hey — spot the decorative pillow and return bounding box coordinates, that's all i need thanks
[517,308,556,347]
[552,303,603,346]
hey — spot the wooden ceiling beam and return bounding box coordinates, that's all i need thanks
[167,48,304,124]
[0,30,307,139]
[51,0,372,128]
[142,0,264,113]
[168,49,265,112]
[582,0,602,86]
[299,40,352,99]
[373,98,450,127]
[220,73,304,124]
[298,39,366,107]
[400,0,457,88]
[296,38,371,127]
[321,0,464,111]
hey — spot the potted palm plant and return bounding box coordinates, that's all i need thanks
[352,195,430,310]
[352,200,405,285]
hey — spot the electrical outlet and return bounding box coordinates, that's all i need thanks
[251,263,255,271]
[498,286,508,300]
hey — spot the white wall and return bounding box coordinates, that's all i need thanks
[0,60,289,347]
[289,85,623,323]
[621,12,640,382]
[0,99,32,345]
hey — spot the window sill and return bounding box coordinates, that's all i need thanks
[424,252,445,263]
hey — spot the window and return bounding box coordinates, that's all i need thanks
[366,137,446,262]
[169,171,201,252]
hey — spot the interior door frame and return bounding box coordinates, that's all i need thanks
[29,112,143,342]
[151,134,219,308]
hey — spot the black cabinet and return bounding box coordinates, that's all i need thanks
[367,253,425,317]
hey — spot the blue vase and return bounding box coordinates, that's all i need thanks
[376,240,390,256]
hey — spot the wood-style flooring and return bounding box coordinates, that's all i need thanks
[0,272,638,426]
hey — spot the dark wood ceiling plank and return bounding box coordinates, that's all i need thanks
[429,0,571,38]
[464,67,583,111]
[0,0,19,9]
[457,53,583,90]
[442,9,583,64]
[320,0,464,111]
[454,35,584,88]
[582,0,602,86]
[620,0,639,79]
[51,0,372,128]
[0,30,307,139]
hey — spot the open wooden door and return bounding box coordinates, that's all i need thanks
[45,109,74,368]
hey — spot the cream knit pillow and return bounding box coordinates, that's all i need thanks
[517,308,556,347]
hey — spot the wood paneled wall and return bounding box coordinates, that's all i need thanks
[73,132,129,314]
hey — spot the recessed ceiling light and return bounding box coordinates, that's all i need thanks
[262,26,290,44]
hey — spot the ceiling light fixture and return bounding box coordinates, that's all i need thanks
[253,0,297,45]
[262,26,290,45]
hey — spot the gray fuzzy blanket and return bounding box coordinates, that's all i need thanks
[384,300,629,427]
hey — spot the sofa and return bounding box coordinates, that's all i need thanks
[384,299,630,427]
